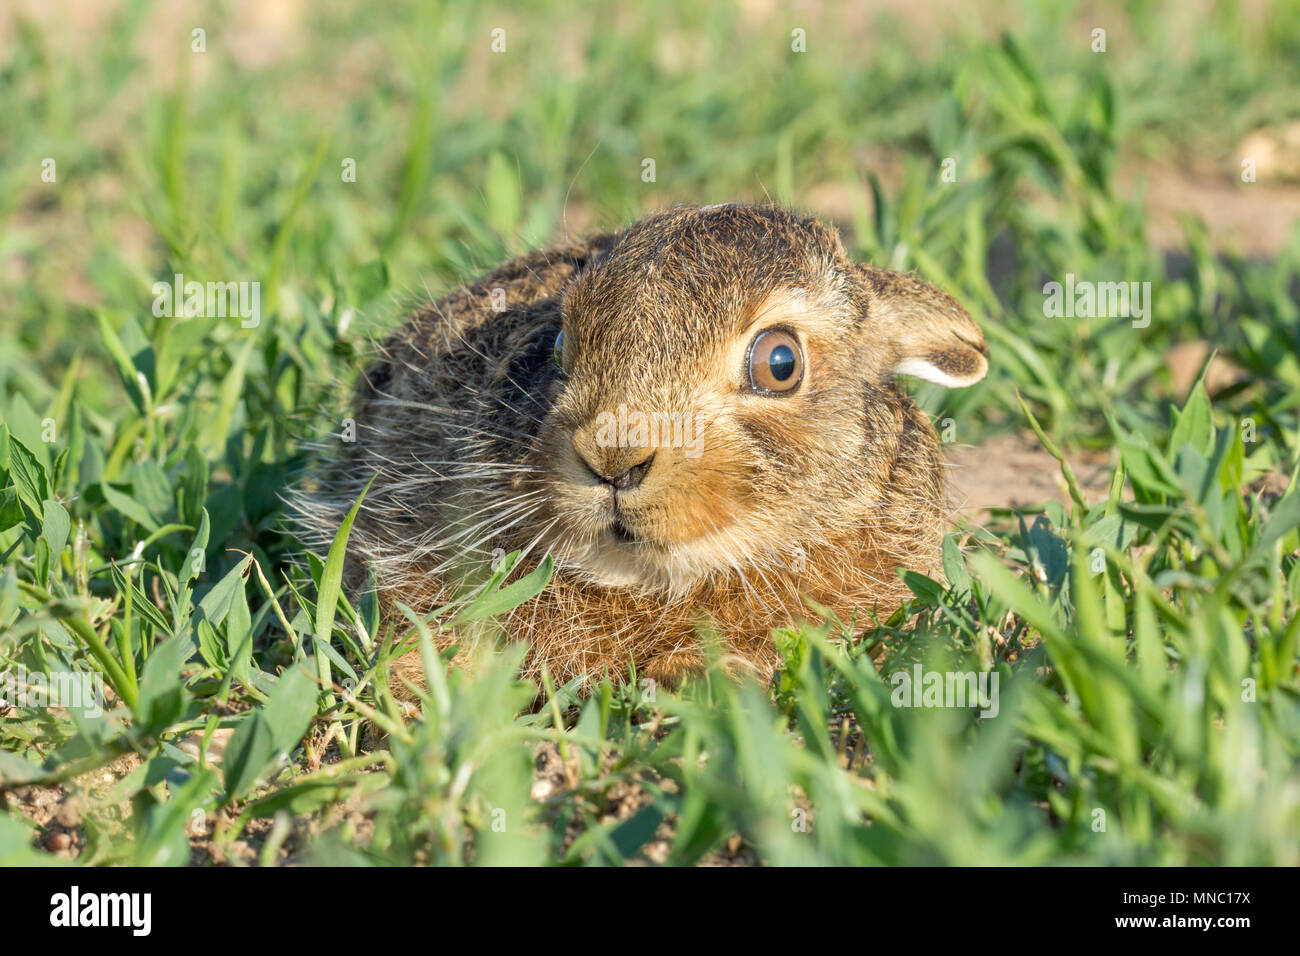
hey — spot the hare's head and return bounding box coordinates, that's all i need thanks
[529,204,987,594]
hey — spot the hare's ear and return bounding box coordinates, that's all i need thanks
[856,266,989,387]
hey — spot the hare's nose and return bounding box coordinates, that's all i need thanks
[608,452,655,490]
[576,445,656,491]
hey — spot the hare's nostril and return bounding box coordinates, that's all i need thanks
[611,452,655,491]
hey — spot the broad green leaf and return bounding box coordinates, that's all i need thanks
[41,499,70,562]
[5,432,48,520]
[174,509,211,628]
[222,663,317,801]
[5,393,50,471]
[225,570,253,686]
[192,552,252,633]
[0,813,60,866]
[128,460,174,526]
[1168,380,1214,458]
[0,487,23,534]
[136,633,194,732]
[221,714,275,802]
[101,482,161,533]
[33,536,49,587]
[263,663,321,755]
[899,569,944,605]
[941,533,971,597]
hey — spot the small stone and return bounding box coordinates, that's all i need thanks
[644,841,670,864]
[55,799,82,828]
[45,832,72,851]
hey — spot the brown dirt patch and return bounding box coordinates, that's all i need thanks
[946,434,1115,517]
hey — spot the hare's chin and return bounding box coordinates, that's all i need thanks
[553,530,736,595]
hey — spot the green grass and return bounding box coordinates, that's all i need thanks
[2,0,1299,865]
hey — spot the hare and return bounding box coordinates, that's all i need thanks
[296,203,988,694]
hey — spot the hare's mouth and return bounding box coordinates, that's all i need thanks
[588,480,658,549]
[608,516,640,545]
[599,507,661,553]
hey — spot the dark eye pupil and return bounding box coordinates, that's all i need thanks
[768,344,796,381]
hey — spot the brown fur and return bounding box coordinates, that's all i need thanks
[294,204,988,695]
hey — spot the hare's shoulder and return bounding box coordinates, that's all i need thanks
[354,233,618,428]
[374,232,618,378]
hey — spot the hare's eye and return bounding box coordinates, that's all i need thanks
[553,329,565,372]
[747,329,803,393]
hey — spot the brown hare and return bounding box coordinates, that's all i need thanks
[296,203,988,694]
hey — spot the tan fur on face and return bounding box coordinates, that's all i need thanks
[293,204,988,695]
